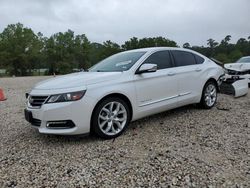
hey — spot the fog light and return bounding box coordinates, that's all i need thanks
[46,120,75,129]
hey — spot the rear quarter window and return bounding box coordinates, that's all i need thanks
[194,54,205,64]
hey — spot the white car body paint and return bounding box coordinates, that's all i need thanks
[25,47,224,135]
[225,63,250,72]
[232,79,249,97]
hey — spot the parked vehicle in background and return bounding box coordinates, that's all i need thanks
[224,56,250,85]
[24,47,224,139]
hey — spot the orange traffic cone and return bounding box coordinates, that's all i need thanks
[0,88,7,101]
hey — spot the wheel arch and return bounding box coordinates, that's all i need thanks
[206,77,219,91]
[198,77,219,108]
[90,93,133,131]
[199,77,219,102]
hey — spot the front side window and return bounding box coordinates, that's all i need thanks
[172,50,197,67]
[89,51,146,72]
[143,51,172,70]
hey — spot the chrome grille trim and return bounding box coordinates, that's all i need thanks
[28,95,49,108]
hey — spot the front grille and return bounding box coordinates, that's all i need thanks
[227,69,250,75]
[227,70,238,75]
[29,95,48,108]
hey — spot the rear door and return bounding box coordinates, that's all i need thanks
[170,50,206,104]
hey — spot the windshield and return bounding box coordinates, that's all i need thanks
[237,57,250,63]
[89,51,146,72]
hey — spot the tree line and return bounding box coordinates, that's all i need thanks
[0,23,249,76]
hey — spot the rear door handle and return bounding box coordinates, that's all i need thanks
[167,72,176,76]
[195,68,202,72]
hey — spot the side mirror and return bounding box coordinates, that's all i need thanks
[136,63,157,74]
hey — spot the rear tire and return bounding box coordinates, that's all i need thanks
[91,97,131,139]
[199,81,218,109]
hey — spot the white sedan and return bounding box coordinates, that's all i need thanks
[25,47,224,139]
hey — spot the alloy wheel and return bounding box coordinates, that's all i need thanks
[98,101,127,136]
[204,84,217,107]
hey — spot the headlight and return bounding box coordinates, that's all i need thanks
[46,90,86,103]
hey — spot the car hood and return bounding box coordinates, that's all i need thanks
[224,63,250,72]
[34,72,123,90]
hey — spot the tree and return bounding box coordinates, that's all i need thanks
[74,34,91,69]
[207,38,218,49]
[28,32,45,75]
[88,43,104,66]
[207,39,219,57]
[100,40,121,59]
[1,23,250,75]
[214,53,230,63]
[183,43,191,49]
[122,37,177,50]
[122,37,139,50]
[0,23,42,76]
[229,50,243,62]
[236,38,248,56]
[220,35,232,46]
[44,37,57,74]
[44,30,91,74]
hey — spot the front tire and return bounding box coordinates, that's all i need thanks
[91,97,131,139]
[199,81,218,109]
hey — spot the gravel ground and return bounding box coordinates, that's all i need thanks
[0,76,249,188]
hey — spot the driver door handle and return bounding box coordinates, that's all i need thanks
[167,72,176,76]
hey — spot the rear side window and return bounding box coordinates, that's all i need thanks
[194,54,205,64]
[144,51,172,70]
[172,50,196,67]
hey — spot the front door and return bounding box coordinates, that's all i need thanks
[133,50,179,117]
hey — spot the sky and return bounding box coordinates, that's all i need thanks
[0,0,249,46]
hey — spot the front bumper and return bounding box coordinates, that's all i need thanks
[225,74,250,84]
[24,95,96,135]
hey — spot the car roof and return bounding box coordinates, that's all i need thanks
[121,47,205,58]
[122,47,194,53]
